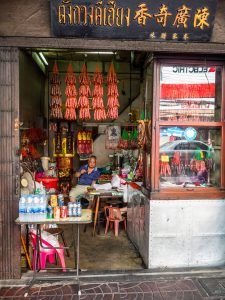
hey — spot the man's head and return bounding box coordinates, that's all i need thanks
[88,155,97,169]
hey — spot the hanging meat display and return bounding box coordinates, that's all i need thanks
[77,130,93,155]
[92,64,106,121]
[64,63,77,120]
[107,62,120,119]
[78,63,91,120]
[50,62,63,119]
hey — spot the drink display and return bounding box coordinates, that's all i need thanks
[19,194,47,221]
[19,194,83,220]
[60,206,68,219]
[53,206,60,219]
[50,195,58,207]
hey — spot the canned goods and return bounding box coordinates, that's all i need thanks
[58,194,64,207]
[53,206,60,219]
[47,205,53,219]
[50,195,58,207]
[60,206,68,219]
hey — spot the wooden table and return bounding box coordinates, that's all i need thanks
[89,191,123,236]
[15,209,92,296]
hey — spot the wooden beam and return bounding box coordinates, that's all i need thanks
[1,37,225,55]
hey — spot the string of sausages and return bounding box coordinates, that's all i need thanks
[107,62,120,119]
[64,63,77,120]
[92,64,106,121]
[78,63,91,120]
[50,62,63,119]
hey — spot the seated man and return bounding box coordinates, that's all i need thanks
[69,155,100,207]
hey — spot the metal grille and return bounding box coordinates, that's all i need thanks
[0,47,20,279]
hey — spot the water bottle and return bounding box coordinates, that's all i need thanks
[74,201,78,217]
[19,196,27,221]
[33,195,41,220]
[26,195,33,221]
[77,200,82,217]
[39,195,47,220]
[68,202,73,217]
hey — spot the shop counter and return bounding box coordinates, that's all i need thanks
[127,186,225,269]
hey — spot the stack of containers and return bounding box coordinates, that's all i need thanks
[47,194,68,219]
[19,194,47,221]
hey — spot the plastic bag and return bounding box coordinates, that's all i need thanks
[111,174,121,188]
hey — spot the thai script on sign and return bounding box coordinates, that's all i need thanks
[51,0,217,41]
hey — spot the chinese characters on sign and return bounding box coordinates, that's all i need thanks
[50,0,217,41]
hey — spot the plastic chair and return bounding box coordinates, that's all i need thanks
[29,231,66,272]
[104,206,126,237]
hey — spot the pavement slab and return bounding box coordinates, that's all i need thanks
[1,277,225,300]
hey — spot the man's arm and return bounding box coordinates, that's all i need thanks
[75,169,86,178]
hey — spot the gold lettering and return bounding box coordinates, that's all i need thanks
[103,7,107,25]
[107,1,116,26]
[134,4,152,26]
[95,5,103,25]
[58,5,73,24]
[87,6,94,25]
[194,7,210,29]
[116,8,124,27]
[125,8,131,27]
[173,5,191,28]
[58,5,66,24]
[80,6,87,25]
[73,5,81,24]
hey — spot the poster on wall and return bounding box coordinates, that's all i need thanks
[51,0,217,42]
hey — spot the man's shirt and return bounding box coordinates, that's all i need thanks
[78,164,100,186]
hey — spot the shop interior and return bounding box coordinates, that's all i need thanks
[19,48,222,273]
[19,49,149,273]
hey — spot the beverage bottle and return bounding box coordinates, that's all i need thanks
[74,201,78,217]
[27,195,33,221]
[33,195,40,220]
[19,196,27,221]
[68,202,73,217]
[39,195,45,220]
[77,200,82,217]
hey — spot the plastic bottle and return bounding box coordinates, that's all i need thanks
[33,195,40,220]
[77,200,82,217]
[19,196,27,221]
[39,195,47,220]
[68,202,73,217]
[26,195,33,221]
[74,200,78,217]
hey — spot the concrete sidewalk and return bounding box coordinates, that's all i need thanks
[1,270,225,299]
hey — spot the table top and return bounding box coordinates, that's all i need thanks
[15,209,92,225]
[88,190,123,197]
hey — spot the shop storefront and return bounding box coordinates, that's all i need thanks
[1,0,225,280]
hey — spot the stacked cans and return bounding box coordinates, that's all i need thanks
[68,201,82,217]
[47,194,68,219]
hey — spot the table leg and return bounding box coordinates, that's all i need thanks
[24,224,40,298]
[73,224,81,295]
[93,196,100,236]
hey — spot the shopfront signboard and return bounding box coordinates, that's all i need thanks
[51,0,217,42]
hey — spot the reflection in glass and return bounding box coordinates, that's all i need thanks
[159,127,221,188]
[160,66,222,122]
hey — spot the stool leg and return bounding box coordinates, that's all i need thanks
[60,232,70,257]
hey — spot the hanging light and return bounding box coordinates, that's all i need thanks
[39,52,48,66]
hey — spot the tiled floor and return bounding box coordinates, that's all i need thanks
[1,277,225,300]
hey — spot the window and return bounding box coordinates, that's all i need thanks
[160,126,221,188]
[152,61,225,194]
